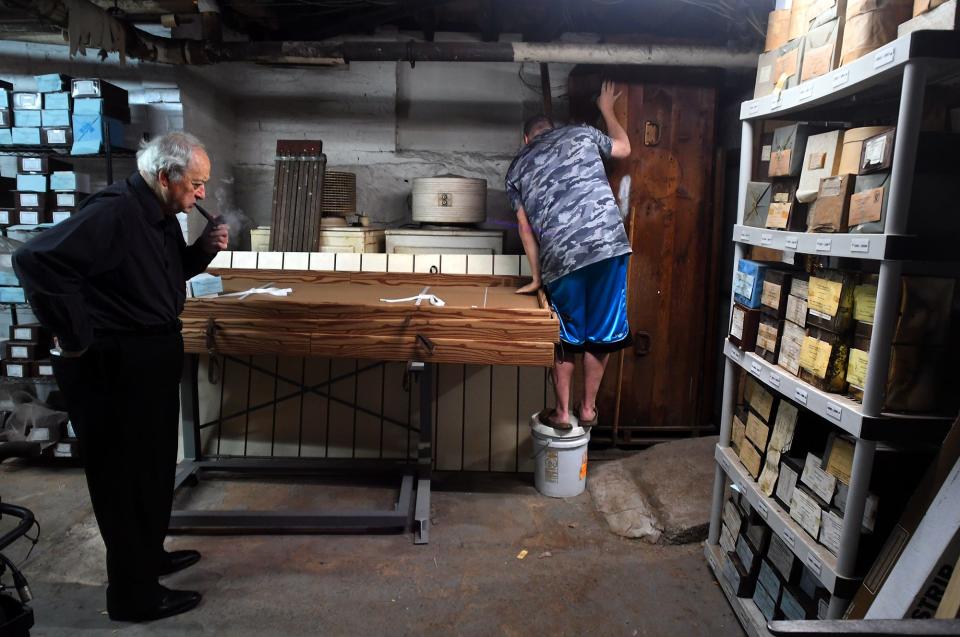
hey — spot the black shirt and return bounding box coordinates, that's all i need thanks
[13,172,215,350]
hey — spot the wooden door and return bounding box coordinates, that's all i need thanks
[568,70,720,442]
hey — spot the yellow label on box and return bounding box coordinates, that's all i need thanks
[808,276,843,317]
[846,347,869,389]
[769,149,793,177]
[758,322,780,352]
[732,414,747,451]
[827,437,855,485]
[766,201,792,228]
[739,440,763,479]
[762,281,783,310]
[800,336,832,378]
[853,284,877,324]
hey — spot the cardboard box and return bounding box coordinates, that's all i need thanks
[849,171,890,231]
[746,410,772,450]
[859,128,896,174]
[10,323,48,343]
[0,128,11,145]
[740,439,764,479]
[3,361,33,379]
[41,126,72,147]
[791,484,827,539]
[770,124,818,178]
[778,321,807,375]
[72,79,130,122]
[50,210,74,225]
[43,91,71,111]
[807,0,849,25]
[71,113,126,155]
[808,174,854,232]
[901,0,959,33]
[757,315,784,364]
[838,126,891,175]
[11,127,40,145]
[800,452,839,504]
[33,360,54,377]
[15,174,47,193]
[11,92,41,110]
[799,326,850,393]
[55,192,88,209]
[17,155,71,174]
[781,583,817,619]
[0,108,9,128]
[0,208,16,226]
[3,341,40,360]
[754,579,779,620]
[15,191,49,210]
[807,269,856,333]
[755,39,805,98]
[721,522,738,553]
[737,532,765,574]
[767,179,806,230]
[35,73,72,93]
[801,18,844,83]
[759,558,784,601]
[40,109,70,128]
[734,259,768,309]
[746,376,776,421]
[766,9,793,51]
[790,0,817,38]
[840,0,913,66]
[13,109,41,128]
[731,303,762,351]
[744,182,772,228]
[762,269,793,318]
[722,550,756,597]
[798,130,844,203]
[50,171,91,192]
[15,209,48,226]
[793,274,810,301]
[732,408,748,454]
[776,455,805,509]
[768,532,801,582]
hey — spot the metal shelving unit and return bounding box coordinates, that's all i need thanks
[706,29,960,631]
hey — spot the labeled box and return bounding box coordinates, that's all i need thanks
[35,73,72,93]
[765,9,792,51]
[761,269,793,319]
[71,113,126,155]
[770,124,818,178]
[730,303,761,351]
[767,179,805,231]
[15,174,47,193]
[734,259,768,309]
[50,171,91,192]
[838,126,891,175]
[778,321,807,375]
[17,155,71,174]
[807,174,854,233]
[43,91,71,111]
[3,341,40,360]
[9,323,49,343]
[756,315,784,364]
[11,127,40,145]
[800,18,844,83]
[744,182,772,228]
[797,130,844,203]
[840,0,912,66]
[13,109,41,128]
[15,191,49,210]
[12,92,41,110]
[799,326,850,393]
[41,126,72,147]
[807,269,856,333]
[848,171,890,232]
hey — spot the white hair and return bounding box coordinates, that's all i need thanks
[137,131,206,185]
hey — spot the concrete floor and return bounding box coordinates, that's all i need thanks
[0,460,745,637]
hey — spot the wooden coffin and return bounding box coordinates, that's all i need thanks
[181,270,559,367]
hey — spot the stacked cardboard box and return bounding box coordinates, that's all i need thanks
[2,323,52,380]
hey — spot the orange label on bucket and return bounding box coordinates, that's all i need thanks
[580,451,588,480]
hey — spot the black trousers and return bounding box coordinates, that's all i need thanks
[52,330,184,608]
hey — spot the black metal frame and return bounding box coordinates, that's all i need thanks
[172,354,434,544]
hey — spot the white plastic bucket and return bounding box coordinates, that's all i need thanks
[530,414,590,498]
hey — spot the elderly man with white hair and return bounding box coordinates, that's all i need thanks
[13,131,228,622]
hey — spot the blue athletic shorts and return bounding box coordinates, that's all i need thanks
[545,254,632,354]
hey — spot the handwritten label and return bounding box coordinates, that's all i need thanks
[785,235,799,250]
[750,361,763,377]
[806,554,823,577]
[799,84,814,102]
[832,68,850,89]
[874,46,895,69]
[850,237,870,254]
[739,229,752,242]
[760,232,773,246]
[757,501,769,519]
[769,373,782,389]
[826,402,843,422]
[815,237,833,253]
[795,388,809,405]
[731,348,742,363]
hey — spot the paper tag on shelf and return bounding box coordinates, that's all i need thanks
[815,237,832,253]
[851,237,870,254]
[785,235,799,250]
[806,554,823,577]
[794,388,808,405]
[832,68,849,89]
[739,229,752,242]
[720,456,731,473]
[874,46,895,69]
[750,361,763,377]
[769,372,782,389]
[748,102,760,116]
[799,84,814,102]
[826,402,843,422]
[784,532,796,549]
[730,348,742,363]
[760,232,773,246]
[757,501,769,519]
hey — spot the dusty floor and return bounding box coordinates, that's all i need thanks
[0,461,745,637]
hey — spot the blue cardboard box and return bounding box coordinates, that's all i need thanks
[35,73,71,93]
[71,113,125,155]
[733,259,768,309]
[43,91,71,110]
[15,174,47,192]
[13,110,41,127]
[41,109,70,127]
[0,128,12,145]
[11,127,40,145]
[0,287,26,303]
[50,171,90,192]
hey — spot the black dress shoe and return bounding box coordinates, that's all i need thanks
[108,586,202,622]
[159,549,201,576]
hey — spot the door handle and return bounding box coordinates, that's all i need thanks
[633,331,652,357]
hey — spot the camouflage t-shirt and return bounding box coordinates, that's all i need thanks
[505,124,632,285]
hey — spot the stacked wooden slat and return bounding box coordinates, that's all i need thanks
[181,271,558,367]
[269,139,326,251]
